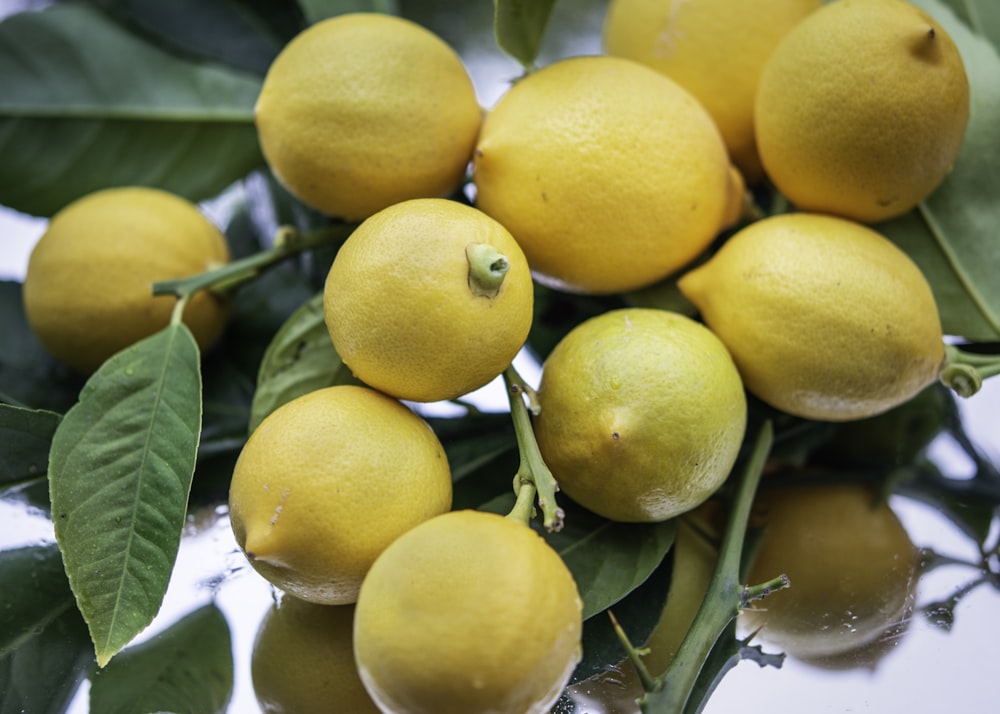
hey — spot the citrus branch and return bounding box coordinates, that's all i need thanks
[939,343,1000,398]
[639,420,779,713]
[503,365,564,531]
[152,223,356,302]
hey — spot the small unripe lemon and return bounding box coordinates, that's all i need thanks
[678,212,945,421]
[755,0,970,222]
[23,187,230,374]
[354,509,583,714]
[534,308,747,522]
[229,385,452,605]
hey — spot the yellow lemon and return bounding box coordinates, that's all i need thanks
[251,596,380,714]
[741,481,921,661]
[755,0,970,222]
[255,13,482,221]
[229,384,452,605]
[677,212,945,421]
[23,186,230,375]
[534,308,747,522]
[603,0,821,183]
[324,198,533,403]
[354,509,583,714]
[473,55,743,295]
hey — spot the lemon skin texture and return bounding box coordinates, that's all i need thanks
[754,0,970,223]
[229,385,452,605]
[603,0,821,183]
[473,55,741,295]
[678,213,945,422]
[353,509,583,714]
[255,13,482,221]
[741,482,921,661]
[251,596,380,714]
[534,308,747,522]
[324,198,534,403]
[22,186,231,375]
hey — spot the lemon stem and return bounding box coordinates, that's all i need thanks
[639,420,777,714]
[939,344,1000,398]
[506,479,537,527]
[152,223,356,301]
[167,293,191,327]
[466,243,510,298]
[503,365,564,532]
[608,610,658,694]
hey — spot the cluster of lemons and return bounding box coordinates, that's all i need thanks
[18,0,971,711]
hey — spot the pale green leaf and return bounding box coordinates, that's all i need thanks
[879,0,1000,339]
[939,0,1000,50]
[493,0,557,69]
[249,292,361,433]
[298,0,399,25]
[89,604,233,714]
[49,324,202,667]
[0,4,264,216]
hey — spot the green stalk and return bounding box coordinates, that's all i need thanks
[939,343,1000,398]
[503,365,564,532]
[640,420,780,713]
[152,223,355,302]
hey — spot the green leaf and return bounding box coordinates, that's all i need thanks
[89,603,233,714]
[878,0,1000,339]
[298,0,399,25]
[0,404,60,493]
[493,0,557,69]
[0,281,84,413]
[248,292,361,433]
[0,3,264,217]
[0,596,93,714]
[0,543,75,657]
[49,324,203,667]
[938,0,1000,50]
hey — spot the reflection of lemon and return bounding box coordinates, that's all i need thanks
[251,596,380,714]
[534,308,746,522]
[255,13,481,221]
[23,187,230,374]
[229,385,452,605]
[755,0,970,222]
[324,198,534,403]
[603,0,820,183]
[678,212,945,422]
[741,482,921,660]
[354,510,583,714]
[473,55,742,294]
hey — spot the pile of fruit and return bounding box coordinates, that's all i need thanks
[3,1,999,713]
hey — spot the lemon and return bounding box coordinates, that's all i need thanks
[354,509,583,714]
[228,384,452,605]
[473,55,743,295]
[255,12,482,221]
[741,481,920,661]
[677,212,945,422]
[251,596,380,714]
[534,308,747,522]
[22,186,230,375]
[603,0,820,183]
[324,198,534,403]
[755,0,970,223]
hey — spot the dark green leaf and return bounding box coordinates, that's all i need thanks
[49,324,202,667]
[0,281,84,413]
[0,4,264,217]
[299,0,399,25]
[248,292,361,433]
[0,543,74,656]
[96,0,302,75]
[431,411,518,510]
[0,597,93,714]
[493,0,557,68]
[879,0,1000,339]
[89,603,233,714]
[0,404,59,493]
